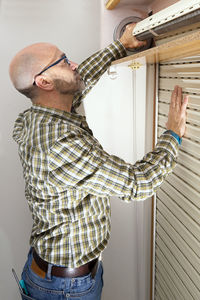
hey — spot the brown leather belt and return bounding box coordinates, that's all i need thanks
[32,248,98,278]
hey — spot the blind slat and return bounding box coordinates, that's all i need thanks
[160,63,200,78]
[160,77,200,94]
[158,102,200,126]
[160,55,200,64]
[159,90,200,110]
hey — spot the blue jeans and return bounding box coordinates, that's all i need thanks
[20,249,103,300]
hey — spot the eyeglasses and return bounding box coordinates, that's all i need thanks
[33,55,70,85]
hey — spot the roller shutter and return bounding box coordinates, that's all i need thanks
[154,54,200,300]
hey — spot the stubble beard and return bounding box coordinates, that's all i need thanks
[54,71,85,95]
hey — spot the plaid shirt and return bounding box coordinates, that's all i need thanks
[13,41,179,267]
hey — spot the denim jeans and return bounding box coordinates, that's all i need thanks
[20,249,103,300]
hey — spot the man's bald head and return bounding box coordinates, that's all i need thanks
[9,42,58,99]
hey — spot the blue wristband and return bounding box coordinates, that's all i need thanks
[165,130,182,145]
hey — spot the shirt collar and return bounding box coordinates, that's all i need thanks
[31,104,85,128]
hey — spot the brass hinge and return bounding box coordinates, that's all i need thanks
[128,62,142,70]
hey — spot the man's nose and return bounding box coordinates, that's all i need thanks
[69,61,78,71]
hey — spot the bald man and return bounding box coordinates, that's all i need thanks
[10,24,187,300]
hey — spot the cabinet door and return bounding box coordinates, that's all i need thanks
[82,64,146,163]
[82,63,152,300]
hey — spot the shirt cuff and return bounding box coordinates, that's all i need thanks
[116,39,127,53]
[157,132,179,160]
[164,130,182,145]
[107,40,127,60]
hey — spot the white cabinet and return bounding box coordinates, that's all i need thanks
[81,59,153,300]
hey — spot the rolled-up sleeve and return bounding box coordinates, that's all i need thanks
[49,130,179,202]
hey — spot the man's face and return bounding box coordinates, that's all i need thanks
[44,49,85,95]
[52,59,85,95]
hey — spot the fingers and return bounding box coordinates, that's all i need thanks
[167,86,188,137]
[181,95,189,114]
[175,86,182,112]
[120,22,147,49]
[177,86,182,109]
[126,23,146,48]
[171,86,182,110]
[171,86,178,109]
[136,40,147,48]
[126,23,136,30]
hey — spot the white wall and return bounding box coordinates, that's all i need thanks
[0,1,100,299]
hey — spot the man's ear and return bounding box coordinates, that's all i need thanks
[35,75,54,91]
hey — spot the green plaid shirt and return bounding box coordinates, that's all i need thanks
[13,41,179,267]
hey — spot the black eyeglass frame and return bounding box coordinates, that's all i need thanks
[33,55,70,85]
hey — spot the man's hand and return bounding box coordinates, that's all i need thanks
[119,23,147,49]
[166,85,188,138]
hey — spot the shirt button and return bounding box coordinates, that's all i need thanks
[71,278,75,283]
[66,293,70,298]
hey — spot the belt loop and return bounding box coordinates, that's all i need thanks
[46,263,53,280]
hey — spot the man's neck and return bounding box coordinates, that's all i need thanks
[32,92,74,113]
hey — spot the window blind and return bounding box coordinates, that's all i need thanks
[155,54,200,300]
